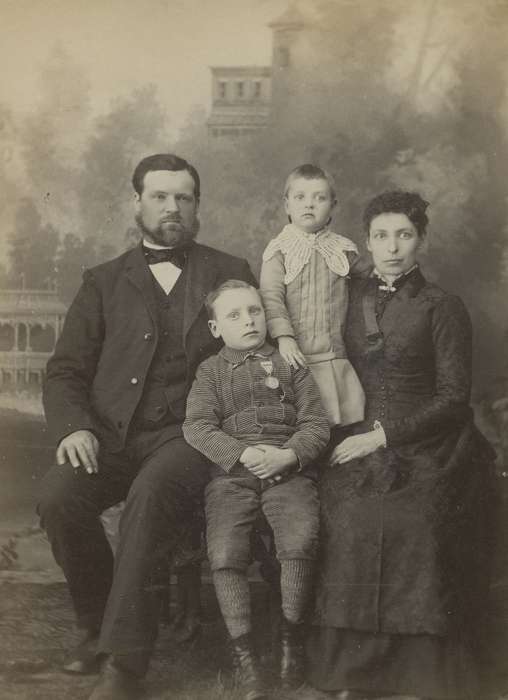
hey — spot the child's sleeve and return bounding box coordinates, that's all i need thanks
[283,366,330,468]
[183,360,247,472]
[259,250,296,339]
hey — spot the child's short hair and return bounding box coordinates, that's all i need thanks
[284,164,337,200]
[205,279,258,319]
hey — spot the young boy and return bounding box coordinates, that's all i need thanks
[183,279,329,699]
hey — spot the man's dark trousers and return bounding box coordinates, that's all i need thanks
[38,431,208,677]
[38,242,255,676]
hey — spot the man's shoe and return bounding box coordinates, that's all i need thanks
[280,617,306,690]
[62,630,101,675]
[88,657,142,700]
[230,634,267,700]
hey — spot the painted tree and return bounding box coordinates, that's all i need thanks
[76,84,169,251]
[7,199,59,289]
[21,45,91,235]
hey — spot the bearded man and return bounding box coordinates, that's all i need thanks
[38,154,255,699]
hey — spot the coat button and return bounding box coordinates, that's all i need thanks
[143,332,153,341]
[130,377,138,385]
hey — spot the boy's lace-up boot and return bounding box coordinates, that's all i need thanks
[280,617,306,690]
[230,633,267,700]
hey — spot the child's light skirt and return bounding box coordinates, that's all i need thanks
[306,352,365,427]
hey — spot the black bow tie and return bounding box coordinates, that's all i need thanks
[142,246,187,269]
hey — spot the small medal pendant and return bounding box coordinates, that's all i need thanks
[265,375,280,389]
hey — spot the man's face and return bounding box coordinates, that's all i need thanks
[135,169,199,247]
[208,287,267,351]
[284,177,336,234]
[367,212,421,278]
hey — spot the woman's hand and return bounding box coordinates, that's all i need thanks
[278,336,306,369]
[329,430,385,466]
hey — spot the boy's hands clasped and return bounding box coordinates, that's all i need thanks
[240,444,297,480]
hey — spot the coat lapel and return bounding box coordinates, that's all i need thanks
[183,243,220,340]
[124,245,158,324]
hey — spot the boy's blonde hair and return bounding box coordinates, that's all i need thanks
[205,279,259,319]
[283,164,337,201]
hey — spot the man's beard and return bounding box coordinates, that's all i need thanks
[135,213,199,248]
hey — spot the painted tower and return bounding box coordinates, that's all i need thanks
[207,3,307,137]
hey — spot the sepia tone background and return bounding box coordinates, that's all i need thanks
[0,0,507,697]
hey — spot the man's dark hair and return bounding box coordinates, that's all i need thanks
[205,279,258,319]
[132,154,201,199]
[363,190,429,237]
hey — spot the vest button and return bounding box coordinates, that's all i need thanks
[130,377,139,385]
[143,332,153,341]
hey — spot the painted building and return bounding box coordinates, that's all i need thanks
[0,289,66,388]
[207,3,306,137]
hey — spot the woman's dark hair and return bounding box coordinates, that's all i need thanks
[132,153,201,199]
[363,190,429,237]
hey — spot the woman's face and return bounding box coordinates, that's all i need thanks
[367,212,422,278]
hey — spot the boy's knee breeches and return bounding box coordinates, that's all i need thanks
[205,474,320,571]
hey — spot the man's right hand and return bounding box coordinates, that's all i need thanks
[56,430,100,474]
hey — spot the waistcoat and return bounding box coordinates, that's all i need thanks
[129,268,188,431]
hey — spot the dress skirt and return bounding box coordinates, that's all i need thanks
[306,354,365,427]
[306,626,480,699]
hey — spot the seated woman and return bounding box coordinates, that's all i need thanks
[306,191,496,699]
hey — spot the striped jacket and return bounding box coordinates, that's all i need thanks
[183,342,330,473]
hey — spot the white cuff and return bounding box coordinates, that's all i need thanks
[373,420,387,448]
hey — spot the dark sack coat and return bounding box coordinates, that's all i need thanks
[314,268,495,637]
[43,242,255,451]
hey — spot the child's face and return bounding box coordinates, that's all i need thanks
[285,177,336,234]
[208,287,267,351]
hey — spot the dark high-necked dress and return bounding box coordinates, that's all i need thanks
[307,267,496,699]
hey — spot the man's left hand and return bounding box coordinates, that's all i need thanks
[243,445,297,479]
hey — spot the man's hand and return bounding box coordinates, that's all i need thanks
[243,445,297,480]
[329,430,384,466]
[278,336,306,369]
[56,430,100,474]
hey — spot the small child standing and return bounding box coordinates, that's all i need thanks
[183,280,329,700]
[260,164,365,436]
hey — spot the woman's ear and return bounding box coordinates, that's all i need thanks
[417,234,429,255]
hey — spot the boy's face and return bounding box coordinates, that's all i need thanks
[285,177,336,234]
[208,287,267,351]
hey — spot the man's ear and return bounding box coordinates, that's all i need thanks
[208,319,220,338]
[134,192,141,213]
[366,236,372,253]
